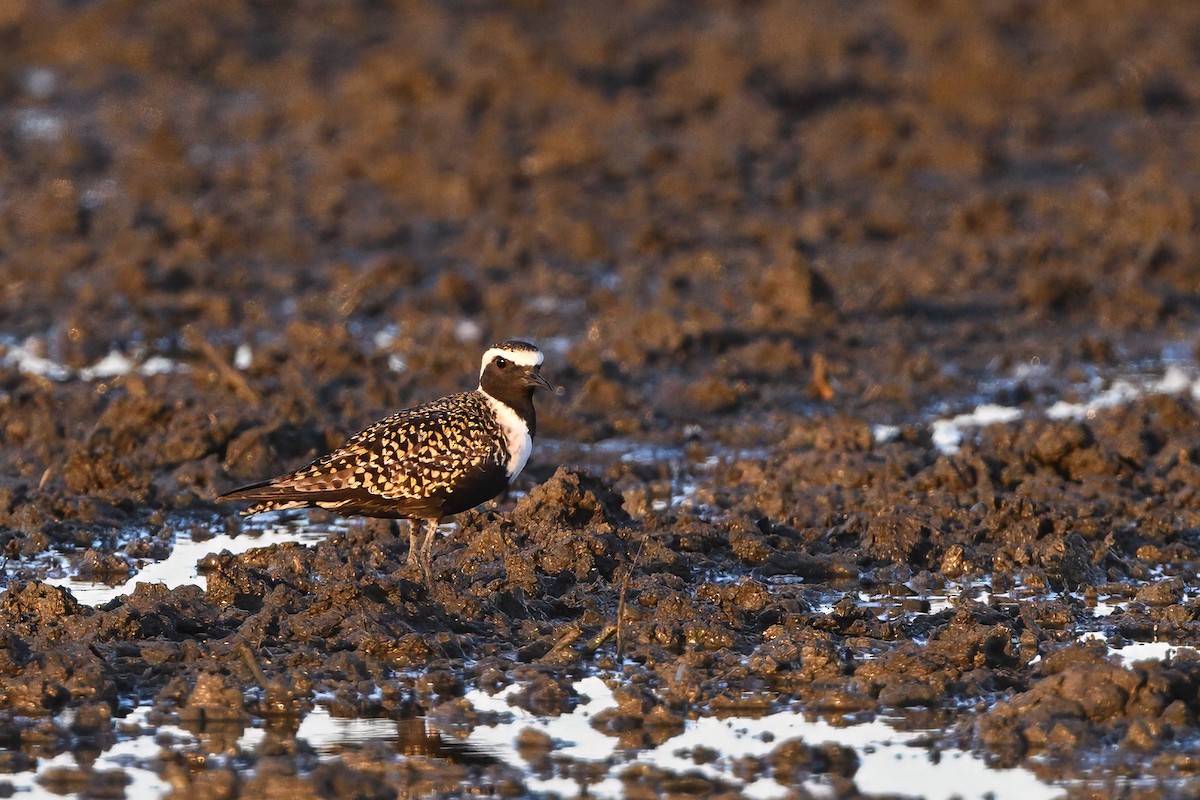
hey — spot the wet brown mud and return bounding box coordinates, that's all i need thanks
[3,0,1200,797]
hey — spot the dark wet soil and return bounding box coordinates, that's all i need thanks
[3,0,1200,797]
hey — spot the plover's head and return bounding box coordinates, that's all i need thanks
[479,340,552,399]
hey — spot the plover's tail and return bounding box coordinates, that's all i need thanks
[217,481,313,515]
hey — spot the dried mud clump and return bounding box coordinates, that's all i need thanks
[974,643,1200,777]
[512,466,631,531]
[179,672,249,726]
[457,467,634,592]
[0,583,113,716]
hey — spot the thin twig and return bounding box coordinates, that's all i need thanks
[615,527,648,659]
[237,641,270,690]
[585,623,616,653]
[186,327,260,405]
[542,623,583,662]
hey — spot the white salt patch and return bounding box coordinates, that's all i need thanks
[80,349,136,380]
[1156,364,1193,394]
[373,325,400,349]
[234,343,253,370]
[1047,380,1142,420]
[80,178,118,210]
[1,339,71,380]
[2,338,183,382]
[931,404,1024,455]
[22,67,57,98]
[1012,360,1050,380]
[871,424,901,444]
[79,349,185,380]
[651,480,700,511]
[16,109,64,142]
[454,319,482,343]
[373,325,405,372]
[139,356,180,376]
[915,359,1200,457]
[1047,368,1200,421]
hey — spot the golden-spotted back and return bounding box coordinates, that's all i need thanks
[231,392,509,519]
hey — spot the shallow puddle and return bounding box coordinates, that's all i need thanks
[20,519,1197,799]
[3,708,170,799]
[464,676,1063,800]
[0,674,1072,800]
[1079,633,1200,668]
[45,516,344,606]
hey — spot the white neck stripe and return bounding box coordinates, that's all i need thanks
[480,346,543,377]
[479,390,533,478]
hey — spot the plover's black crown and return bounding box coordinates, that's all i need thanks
[219,340,551,578]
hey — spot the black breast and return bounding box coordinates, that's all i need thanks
[434,464,511,516]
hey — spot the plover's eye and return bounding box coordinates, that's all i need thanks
[495,357,509,369]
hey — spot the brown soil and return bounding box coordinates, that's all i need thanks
[3,0,1200,797]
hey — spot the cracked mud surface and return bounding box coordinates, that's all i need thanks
[3,1,1200,797]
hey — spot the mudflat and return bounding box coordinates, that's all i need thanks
[2,1,1200,797]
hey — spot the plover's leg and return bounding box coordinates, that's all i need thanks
[406,519,423,569]
[420,518,438,587]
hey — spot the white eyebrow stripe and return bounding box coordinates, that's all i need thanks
[480,346,543,376]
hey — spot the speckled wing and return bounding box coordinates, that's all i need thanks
[222,392,510,519]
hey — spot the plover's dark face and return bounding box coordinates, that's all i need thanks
[479,341,551,403]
